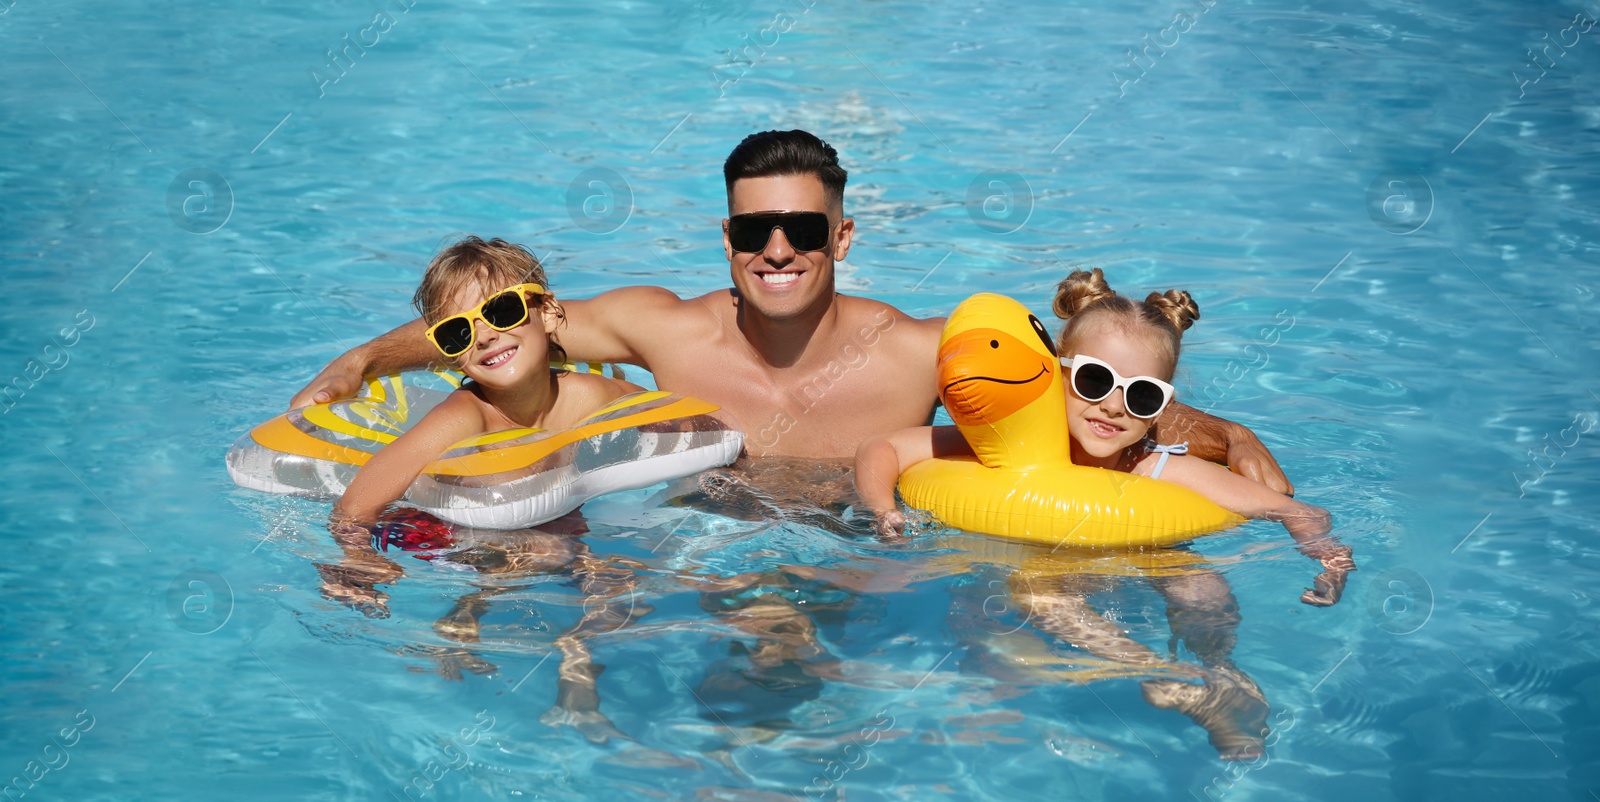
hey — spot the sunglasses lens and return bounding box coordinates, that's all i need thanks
[434,318,473,357]
[1126,380,1167,418]
[481,291,528,329]
[728,217,773,252]
[1073,363,1115,401]
[782,213,830,251]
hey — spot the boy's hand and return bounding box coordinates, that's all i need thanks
[315,560,402,618]
[1299,545,1356,607]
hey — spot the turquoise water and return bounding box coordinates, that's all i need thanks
[4,0,1599,798]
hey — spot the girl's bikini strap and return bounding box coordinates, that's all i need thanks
[1145,440,1188,480]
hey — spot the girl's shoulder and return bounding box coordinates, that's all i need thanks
[1127,447,1164,477]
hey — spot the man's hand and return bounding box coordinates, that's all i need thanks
[288,318,435,410]
[1226,424,1294,496]
[289,349,368,410]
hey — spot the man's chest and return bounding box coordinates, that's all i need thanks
[651,355,928,457]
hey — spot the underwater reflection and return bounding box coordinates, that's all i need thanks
[309,454,1286,762]
[661,457,898,748]
[691,569,858,732]
[317,508,645,743]
[950,542,1272,761]
[672,456,876,539]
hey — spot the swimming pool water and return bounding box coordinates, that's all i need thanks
[3,0,1598,799]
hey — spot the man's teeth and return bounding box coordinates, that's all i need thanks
[760,272,799,285]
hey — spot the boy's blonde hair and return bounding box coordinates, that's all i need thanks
[1052,268,1200,379]
[413,236,554,323]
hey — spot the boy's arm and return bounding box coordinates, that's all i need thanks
[333,392,485,524]
[1154,401,1294,496]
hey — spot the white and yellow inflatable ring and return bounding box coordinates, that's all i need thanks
[227,369,743,529]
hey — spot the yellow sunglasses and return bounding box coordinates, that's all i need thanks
[424,283,546,358]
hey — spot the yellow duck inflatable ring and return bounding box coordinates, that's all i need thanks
[897,293,1245,547]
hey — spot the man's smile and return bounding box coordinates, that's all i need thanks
[757,270,803,287]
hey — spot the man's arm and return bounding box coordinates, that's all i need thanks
[289,318,436,409]
[1153,401,1294,496]
[289,286,685,409]
[551,285,684,366]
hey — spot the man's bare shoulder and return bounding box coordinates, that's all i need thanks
[582,286,732,330]
[897,313,946,345]
[584,284,684,311]
[835,294,943,355]
[614,286,735,312]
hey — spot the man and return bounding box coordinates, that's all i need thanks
[291,130,1291,492]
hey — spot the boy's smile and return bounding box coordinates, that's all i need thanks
[477,343,519,370]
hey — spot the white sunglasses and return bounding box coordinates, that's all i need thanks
[1060,355,1175,419]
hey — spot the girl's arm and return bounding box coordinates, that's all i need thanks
[854,425,972,536]
[1144,453,1355,607]
[333,391,488,525]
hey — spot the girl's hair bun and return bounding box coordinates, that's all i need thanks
[1052,268,1118,320]
[1144,289,1200,333]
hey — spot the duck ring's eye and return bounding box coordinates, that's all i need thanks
[990,340,999,349]
[1028,315,1058,357]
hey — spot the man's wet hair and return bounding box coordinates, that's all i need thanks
[723,130,848,209]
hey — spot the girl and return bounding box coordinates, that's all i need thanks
[331,236,643,525]
[855,269,1354,606]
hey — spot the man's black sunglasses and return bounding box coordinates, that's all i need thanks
[727,211,834,253]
